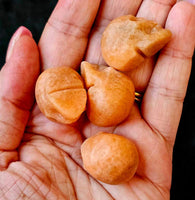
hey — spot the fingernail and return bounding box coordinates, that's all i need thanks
[6,26,32,62]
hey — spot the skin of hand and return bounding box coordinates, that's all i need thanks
[0,0,194,199]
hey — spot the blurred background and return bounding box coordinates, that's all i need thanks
[0,0,194,199]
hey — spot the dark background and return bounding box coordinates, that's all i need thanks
[0,0,194,199]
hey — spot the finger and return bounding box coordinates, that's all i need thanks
[125,0,177,92]
[85,0,143,64]
[137,0,176,25]
[142,2,195,145]
[0,26,40,150]
[126,57,155,92]
[39,0,100,71]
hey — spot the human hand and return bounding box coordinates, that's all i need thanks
[0,0,194,199]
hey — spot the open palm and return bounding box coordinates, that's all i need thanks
[0,0,194,199]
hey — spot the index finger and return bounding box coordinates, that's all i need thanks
[39,0,100,71]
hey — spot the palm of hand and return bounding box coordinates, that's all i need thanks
[2,104,170,199]
[0,1,194,200]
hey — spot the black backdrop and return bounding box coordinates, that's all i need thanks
[0,1,194,199]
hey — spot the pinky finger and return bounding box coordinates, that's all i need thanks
[142,1,195,145]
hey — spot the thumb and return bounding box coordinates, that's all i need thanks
[0,26,40,150]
